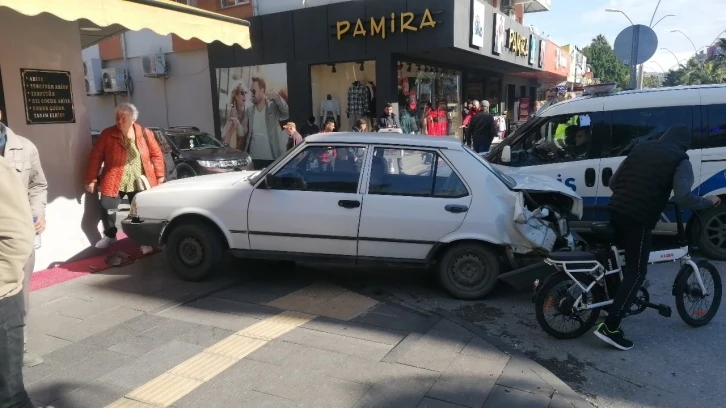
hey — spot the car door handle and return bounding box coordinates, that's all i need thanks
[585,168,596,187]
[602,167,613,187]
[445,204,469,213]
[338,200,361,209]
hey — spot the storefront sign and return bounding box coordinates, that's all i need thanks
[336,9,437,40]
[506,29,530,57]
[471,0,485,48]
[538,40,546,68]
[20,69,74,124]
[528,35,537,65]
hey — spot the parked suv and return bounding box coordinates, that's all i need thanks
[150,126,254,178]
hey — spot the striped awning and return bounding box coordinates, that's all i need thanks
[0,0,252,48]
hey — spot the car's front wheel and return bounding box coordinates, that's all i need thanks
[438,242,501,300]
[165,222,225,281]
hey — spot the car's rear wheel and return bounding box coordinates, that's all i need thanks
[165,222,225,281]
[438,242,500,300]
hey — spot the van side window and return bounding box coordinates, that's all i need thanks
[707,104,726,148]
[503,112,601,166]
[609,107,693,157]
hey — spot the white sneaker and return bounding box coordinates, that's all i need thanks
[140,245,154,255]
[95,236,116,249]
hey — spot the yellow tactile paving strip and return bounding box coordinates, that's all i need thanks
[105,284,377,408]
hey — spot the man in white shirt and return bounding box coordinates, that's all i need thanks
[245,76,289,164]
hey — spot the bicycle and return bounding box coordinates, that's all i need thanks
[533,203,723,339]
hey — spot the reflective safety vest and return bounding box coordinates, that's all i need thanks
[555,115,579,147]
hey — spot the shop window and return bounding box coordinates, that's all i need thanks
[271,145,366,193]
[609,106,693,157]
[397,61,462,139]
[369,148,468,198]
[707,104,726,148]
[310,61,376,133]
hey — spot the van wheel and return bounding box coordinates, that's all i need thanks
[438,243,501,300]
[166,222,225,281]
[697,205,726,261]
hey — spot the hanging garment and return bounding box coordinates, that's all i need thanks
[320,98,341,127]
[425,108,438,136]
[347,82,370,116]
[401,78,410,96]
[400,110,419,134]
[435,108,448,136]
[408,89,417,111]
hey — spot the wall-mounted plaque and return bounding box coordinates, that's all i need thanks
[20,68,75,125]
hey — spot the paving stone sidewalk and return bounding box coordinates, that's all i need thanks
[23,255,593,408]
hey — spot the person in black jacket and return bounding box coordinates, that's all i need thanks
[595,124,720,350]
[468,100,496,153]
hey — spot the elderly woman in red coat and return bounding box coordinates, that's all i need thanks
[85,102,165,252]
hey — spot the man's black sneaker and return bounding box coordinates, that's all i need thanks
[594,323,634,350]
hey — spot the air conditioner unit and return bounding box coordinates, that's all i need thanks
[83,58,103,95]
[141,54,167,77]
[101,68,127,93]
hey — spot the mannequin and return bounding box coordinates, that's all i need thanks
[347,80,370,130]
[319,94,341,129]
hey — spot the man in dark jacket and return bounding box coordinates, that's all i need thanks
[377,104,401,130]
[299,116,320,138]
[468,100,496,153]
[595,125,719,350]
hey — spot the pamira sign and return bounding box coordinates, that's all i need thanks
[335,9,438,40]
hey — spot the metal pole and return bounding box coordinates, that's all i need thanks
[630,26,640,89]
[637,64,645,89]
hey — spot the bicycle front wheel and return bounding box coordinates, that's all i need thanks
[674,260,722,327]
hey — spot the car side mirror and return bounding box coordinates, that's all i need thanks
[501,145,512,163]
[264,173,275,189]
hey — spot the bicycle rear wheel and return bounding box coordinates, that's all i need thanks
[674,260,722,327]
[535,273,602,339]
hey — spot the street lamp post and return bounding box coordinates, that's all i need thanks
[671,30,699,54]
[661,47,684,67]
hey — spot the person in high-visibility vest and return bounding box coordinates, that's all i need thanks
[554,115,579,148]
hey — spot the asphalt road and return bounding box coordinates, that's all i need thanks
[306,260,725,408]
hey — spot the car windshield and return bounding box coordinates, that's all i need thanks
[168,132,223,150]
[463,145,517,189]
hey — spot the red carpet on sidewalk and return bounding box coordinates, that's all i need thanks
[30,232,159,292]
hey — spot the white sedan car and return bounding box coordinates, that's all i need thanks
[122,133,582,299]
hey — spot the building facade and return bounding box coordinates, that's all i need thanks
[84,0,552,135]
[208,0,550,159]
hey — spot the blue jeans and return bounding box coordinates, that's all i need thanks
[473,138,493,153]
[0,292,33,408]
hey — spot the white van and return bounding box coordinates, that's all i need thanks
[486,84,726,260]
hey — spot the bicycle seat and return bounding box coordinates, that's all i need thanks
[547,251,597,262]
[591,223,616,241]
